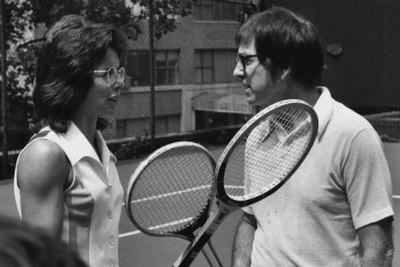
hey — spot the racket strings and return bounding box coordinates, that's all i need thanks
[129,148,214,234]
[223,107,314,200]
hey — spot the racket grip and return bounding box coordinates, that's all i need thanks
[173,231,213,267]
[173,209,230,266]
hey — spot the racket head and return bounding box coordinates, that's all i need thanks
[125,141,216,240]
[215,99,318,207]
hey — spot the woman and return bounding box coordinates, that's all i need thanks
[14,15,127,267]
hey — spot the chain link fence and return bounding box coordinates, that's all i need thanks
[365,112,400,143]
[0,0,256,179]
[2,0,400,179]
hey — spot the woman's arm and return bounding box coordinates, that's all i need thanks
[17,140,70,240]
[232,212,257,267]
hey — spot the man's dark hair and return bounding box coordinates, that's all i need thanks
[235,6,324,87]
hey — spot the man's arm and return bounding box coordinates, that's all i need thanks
[232,212,257,267]
[357,217,394,267]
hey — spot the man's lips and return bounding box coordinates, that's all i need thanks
[244,87,251,96]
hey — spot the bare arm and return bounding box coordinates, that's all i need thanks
[232,212,257,267]
[17,140,70,240]
[357,217,394,267]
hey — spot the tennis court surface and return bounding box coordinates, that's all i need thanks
[1,143,400,267]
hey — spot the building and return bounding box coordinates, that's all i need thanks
[104,0,256,141]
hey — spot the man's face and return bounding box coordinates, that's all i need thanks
[233,40,288,108]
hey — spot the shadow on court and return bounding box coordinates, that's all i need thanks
[1,143,400,267]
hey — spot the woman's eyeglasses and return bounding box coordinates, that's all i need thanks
[93,67,126,86]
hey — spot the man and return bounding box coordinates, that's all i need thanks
[232,6,394,267]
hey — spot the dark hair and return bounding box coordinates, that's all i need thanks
[0,216,87,267]
[235,6,324,87]
[33,15,127,133]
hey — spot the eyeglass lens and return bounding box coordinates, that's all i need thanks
[108,67,126,85]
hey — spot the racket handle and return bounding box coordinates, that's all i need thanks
[173,232,213,267]
[201,241,223,267]
[173,211,224,267]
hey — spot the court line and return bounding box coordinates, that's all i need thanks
[120,194,400,238]
[119,230,141,238]
[148,217,193,230]
[129,185,244,205]
[129,185,211,204]
[120,184,220,239]
[119,217,193,238]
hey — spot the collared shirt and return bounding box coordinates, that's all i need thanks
[244,110,313,195]
[243,87,394,267]
[14,122,124,267]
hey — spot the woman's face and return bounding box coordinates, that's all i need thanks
[74,48,125,121]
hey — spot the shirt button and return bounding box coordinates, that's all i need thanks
[106,186,112,194]
[110,237,115,246]
[108,211,113,219]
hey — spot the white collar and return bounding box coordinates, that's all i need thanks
[59,122,116,166]
[313,86,335,141]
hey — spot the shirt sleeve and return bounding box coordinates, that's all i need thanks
[343,127,394,229]
[242,205,253,214]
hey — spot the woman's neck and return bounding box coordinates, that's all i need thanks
[72,117,97,147]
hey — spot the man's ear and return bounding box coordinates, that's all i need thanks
[281,69,291,80]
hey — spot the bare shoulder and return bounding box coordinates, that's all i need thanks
[17,139,70,191]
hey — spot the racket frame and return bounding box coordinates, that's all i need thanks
[125,141,216,240]
[216,99,319,207]
[124,142,223,266]
[173,99,319,267]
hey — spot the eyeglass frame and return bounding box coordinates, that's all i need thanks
[93,66,126,86]
[236,54,259,72]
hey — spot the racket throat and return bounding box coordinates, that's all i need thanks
[173,211,227,267]
[173,232,213,267]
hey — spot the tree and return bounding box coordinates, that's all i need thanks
[1,0,193,128]
[2,0,36,129]
[30,0,193,40]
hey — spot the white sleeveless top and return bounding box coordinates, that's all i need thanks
[14,123,124,267]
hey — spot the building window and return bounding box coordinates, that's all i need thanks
[125,51,150,86]
[125,50,179,86]
[195,50,214,84]
[193,0,251,22]
[195,49,237,84]
[155,51,179,85]
[193,0,213,21]
[195,110,249,130]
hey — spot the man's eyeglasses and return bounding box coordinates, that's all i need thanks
[93,67,126,86]
[236,54,258,71]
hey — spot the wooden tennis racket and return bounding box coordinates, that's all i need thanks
[173,99,319,266]
[125,142,223,267]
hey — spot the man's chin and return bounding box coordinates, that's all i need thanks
[246,95,261,106]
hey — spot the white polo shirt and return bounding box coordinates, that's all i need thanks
[243,87,394,267]
[14,122,124,267]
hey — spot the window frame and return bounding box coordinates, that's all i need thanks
[193,0,250,22]
[195,50,215,84]
[124,49,180,86]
